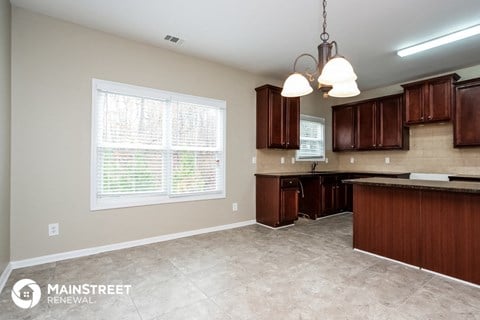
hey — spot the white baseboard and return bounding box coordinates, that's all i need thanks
[316,211,352,220]
[10,219,256,270]
[0,262,12,294]
[422,268,480,289]
[354,248,480,289]
[353,248,419,270]
[256,222,294,230]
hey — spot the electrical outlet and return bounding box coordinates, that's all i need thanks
[232,203,238,212]
[350,157,355,164]
[48,223,59,236]
[252,156,256,164]
[291,157,295,164]
[385,157,390,164]
[280,157,285,164]
[325,158,329,164]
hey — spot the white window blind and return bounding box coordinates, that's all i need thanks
[296,115,325,161]
[91,79,226,210]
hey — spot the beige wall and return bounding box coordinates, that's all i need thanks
[257,65,480,175]
[0,0,11,272]
[10,7,281,260]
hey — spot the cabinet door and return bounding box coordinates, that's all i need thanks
[256,176,281,227]
[404,84,425,124]
[268,88,285,148]
[298,176,321,219]
[454,79,480,147]
[377,95,404,149]
[345,183,353,212]
[356,101,376,150]
[280,188,298,223]
[333,106,356,151]
[335,183,347,212]
[428,78,453,122]
[321,183,336,216]
[284,97,300,149]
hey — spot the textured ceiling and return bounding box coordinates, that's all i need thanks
[11,0,480,90]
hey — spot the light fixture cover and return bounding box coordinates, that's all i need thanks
[318,57,357,86]
[281,73,313,97]
[328,80,360,98]
[397,24,480,57]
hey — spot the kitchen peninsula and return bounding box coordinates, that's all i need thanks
[346,177,480,285]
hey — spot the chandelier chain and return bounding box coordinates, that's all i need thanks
[320,0,329,41]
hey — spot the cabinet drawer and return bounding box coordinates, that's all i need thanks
[281,178,299,188]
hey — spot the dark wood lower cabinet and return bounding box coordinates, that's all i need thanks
[298,174,351,219]
[298,176,321,219]
[421,191,480,285]
[353,185,480,285]
[256,172,410,226]
[256,176,298,228]
[320,182,337,217]
[280,187,299,224]
[297,172,408,220]
[353,186,421,266]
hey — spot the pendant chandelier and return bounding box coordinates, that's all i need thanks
[281,0,360,98]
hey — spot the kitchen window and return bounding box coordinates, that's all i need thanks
[296,115,325,161]
[91,79,226,210]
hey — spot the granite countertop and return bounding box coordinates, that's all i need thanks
[255,171,341,177]
[448,174,480,180]
[344,177,480,194]
[254,171,410,177]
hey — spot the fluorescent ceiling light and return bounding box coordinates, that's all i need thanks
[397,24,480,57]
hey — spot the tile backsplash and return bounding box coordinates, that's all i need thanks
[256,123,480,175]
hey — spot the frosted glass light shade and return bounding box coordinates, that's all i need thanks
[281,73,313,97]
[328,80,360,98]
[318,57,357,86]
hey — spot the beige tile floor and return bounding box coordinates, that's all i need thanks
[1,213,479,320]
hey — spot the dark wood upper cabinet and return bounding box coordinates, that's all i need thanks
[284,96,300,149]
[377,95,408,149]
[355,101,376,150]
[334,94,407,151]
[402,73,460,125]
[454,78,480,147]
[332,105,356,151]
[256,84,300,149]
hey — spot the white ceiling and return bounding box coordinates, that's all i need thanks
[10,0,480,90]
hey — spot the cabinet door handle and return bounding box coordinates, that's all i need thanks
[373,144,376,147]
[351,145,354,148]
[420,116,424,120]
[378,144,382,147]
[427,115,432,120]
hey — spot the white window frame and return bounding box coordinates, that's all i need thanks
[91,79,226,211]
[296,114,326,161]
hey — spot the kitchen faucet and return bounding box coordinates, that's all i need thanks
[311,161,318,173]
